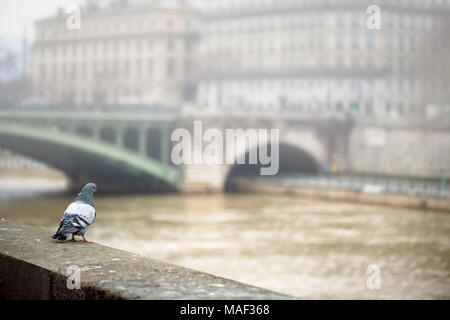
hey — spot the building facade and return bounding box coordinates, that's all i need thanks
[32,0,200,108]
[31,0,450,118]
[195,0,450,118]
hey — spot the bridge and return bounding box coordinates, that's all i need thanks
[0,109,449,193]
[0,110,180,192]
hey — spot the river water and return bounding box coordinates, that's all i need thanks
[0,178,449,299]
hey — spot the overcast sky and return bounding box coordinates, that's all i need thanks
[0,0,84,41]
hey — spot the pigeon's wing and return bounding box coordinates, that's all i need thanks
[54,214,82,236]
[65,202,96,226]
[53,202,96,238]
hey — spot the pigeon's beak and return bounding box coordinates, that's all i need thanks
[93,186,97,192]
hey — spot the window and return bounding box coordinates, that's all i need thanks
[398,103,404,116]
[136,40,141,52]
[336,34,343,49]
[184,59,191,76]
[367,35,374,50]
[351,15,359,27]
[386,102,391,114]
[398,36,404,51]
[123,61,130,77]
[352,34,359,49]
[62,64,66,77]
[136,60,141,78]
[113,60,118,76]
[167,39,174,52]
[147,59,153,79]
[81,62,86,78]
[337,14,344,27]
[185,39,191,53]
[40,64,45,80]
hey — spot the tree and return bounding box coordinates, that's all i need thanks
[0,38,31,108]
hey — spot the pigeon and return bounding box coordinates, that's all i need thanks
[52,183,97,242]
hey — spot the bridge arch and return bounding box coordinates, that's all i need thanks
[0,124,181,192]
[280,128,328,166]
[225,141,323,189]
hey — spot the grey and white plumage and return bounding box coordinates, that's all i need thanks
[52,183,97,241]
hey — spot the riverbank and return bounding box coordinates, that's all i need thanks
[0,168,68,200]
[0,167,66,179]
[229,178,450,212]
[0,219,291,300]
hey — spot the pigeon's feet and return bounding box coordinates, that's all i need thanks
[81,236,89,243]
[70,235,77,242]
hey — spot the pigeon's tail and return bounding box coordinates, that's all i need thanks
[51,233,67,241]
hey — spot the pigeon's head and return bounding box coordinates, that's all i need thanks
[82,183,97,194]
[76,183,97,206]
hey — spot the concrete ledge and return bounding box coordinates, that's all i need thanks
[0,220,292,300]
[231,179,450,213]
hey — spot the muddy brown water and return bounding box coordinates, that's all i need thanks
[0,178,449,299]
